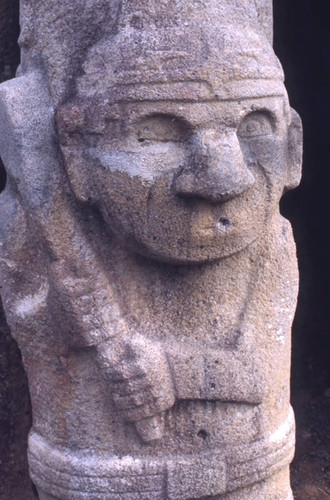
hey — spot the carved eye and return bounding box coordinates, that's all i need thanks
[237,111,274,138]
[136,115,189,143]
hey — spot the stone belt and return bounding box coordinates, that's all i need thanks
[28,408,295,500]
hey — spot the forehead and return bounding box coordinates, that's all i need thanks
[104,79,287,104]
[78,24,285,103]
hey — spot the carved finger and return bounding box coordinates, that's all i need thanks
[104,361,147,382]
[113,391,148,411]
[118,403,157,423]
[113,359,148,381]
[111,377,150,396]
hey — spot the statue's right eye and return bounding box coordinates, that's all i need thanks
[136,115,190,144]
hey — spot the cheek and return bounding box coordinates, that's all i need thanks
[93,168,151,234]
[240,136,288,206]
[92,144,185,178]
[239,136,288,213]
[240,136,287,179]
[89,145,185,232]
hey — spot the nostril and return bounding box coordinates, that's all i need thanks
[173,158,255,202]
[172,169,194,197]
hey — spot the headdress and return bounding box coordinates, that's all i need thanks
[19,0,284,104]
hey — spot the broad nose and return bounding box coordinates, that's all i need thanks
[173,129,255,203]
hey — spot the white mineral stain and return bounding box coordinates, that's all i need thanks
[15,283,49,318]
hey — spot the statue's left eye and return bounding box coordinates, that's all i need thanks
[237,111,274,138]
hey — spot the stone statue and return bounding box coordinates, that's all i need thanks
[0,1,302,499]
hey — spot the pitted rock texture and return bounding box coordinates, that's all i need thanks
[0,1,34,498]
[0,1,302,499]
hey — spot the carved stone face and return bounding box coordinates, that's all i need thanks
[59,83,300,265]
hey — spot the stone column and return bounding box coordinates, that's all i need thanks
[0,1,33,498]
[0,1,302,499]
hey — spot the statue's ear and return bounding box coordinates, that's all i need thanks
[0,71,61,211]
[285,107,303,191]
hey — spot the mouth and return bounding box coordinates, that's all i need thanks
[187,199,233,233]
[197,216,232,235]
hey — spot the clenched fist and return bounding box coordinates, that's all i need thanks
[97,334,175,441]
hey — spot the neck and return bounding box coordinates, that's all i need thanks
[96,233,266,344]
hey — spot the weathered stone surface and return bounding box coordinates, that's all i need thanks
[0,1,302,499]
[0,1,34,498]
[255,0,273,43]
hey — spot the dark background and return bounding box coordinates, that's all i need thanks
[274,0,330,392]
[273,4,330,494]
[0,0,329,498]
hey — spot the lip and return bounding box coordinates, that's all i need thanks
[195,214,232,233]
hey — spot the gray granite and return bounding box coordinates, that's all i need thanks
[0,1,302,498]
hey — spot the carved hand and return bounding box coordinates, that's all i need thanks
[97,334,175,441]
[49,261,176,442]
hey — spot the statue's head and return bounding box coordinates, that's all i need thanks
[55,3,302,264]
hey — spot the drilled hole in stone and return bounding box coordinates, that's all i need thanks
[197,429,208,440]
[218,217,230,227]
